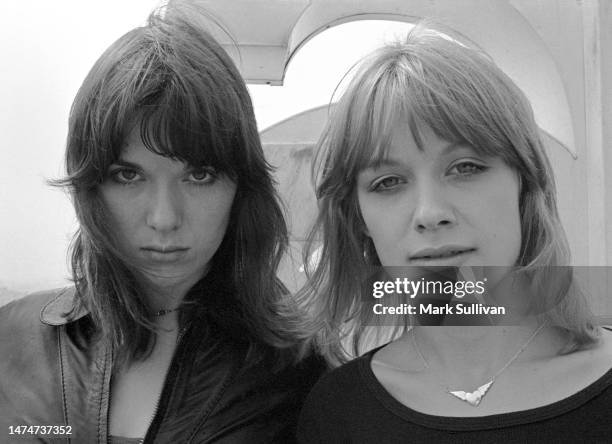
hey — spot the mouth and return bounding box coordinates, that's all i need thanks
[142,246,189,253]
[140,246,190,262]
[409,247,476,262]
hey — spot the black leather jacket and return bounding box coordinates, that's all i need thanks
[0,288,325,443]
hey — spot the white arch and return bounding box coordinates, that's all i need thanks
[197,0,577,155]
[283,1,576,156]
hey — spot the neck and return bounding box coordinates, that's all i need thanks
[137,263,209,313]
[153,310,180,332]
[147,288,184,313]
[140,275,194,313]
[407,323,556,385]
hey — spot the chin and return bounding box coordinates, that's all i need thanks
[139,266,196,284]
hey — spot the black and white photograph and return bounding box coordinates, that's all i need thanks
[1,1,611,443]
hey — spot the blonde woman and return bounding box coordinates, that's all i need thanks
[297,25,611,442]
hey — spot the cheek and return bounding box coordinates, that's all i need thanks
[479,182,522,262]
[358,192,406,261]
[190,188,235,243]
[504,203,522,258]
[198,204,232,238]
[357,191,379,238]
[99,190,139,239]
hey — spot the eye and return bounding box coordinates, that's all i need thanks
[109,168,142,184]
[188,167,217,185]
[448,161,487,177]
[371,175,403,192]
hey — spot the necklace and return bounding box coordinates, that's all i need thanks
[411,324,545,407]
[152,307,180,317]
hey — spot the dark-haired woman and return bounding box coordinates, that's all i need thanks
[0,5,323,443]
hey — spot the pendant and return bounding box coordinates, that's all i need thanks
[448,380,493,407]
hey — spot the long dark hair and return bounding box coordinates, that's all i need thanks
[54,3,305,368]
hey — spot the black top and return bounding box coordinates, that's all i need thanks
[297,344,612,443]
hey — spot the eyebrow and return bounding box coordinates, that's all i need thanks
[363,141,472,169]
[110,160,142,170]
[110,158,206,174]
[364,158,403,169]
[440,142,471,155]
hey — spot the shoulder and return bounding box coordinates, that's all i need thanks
[279,350,329,383]
[300,353,371,415]
[0,287,80,363]
[297,354,375,442]
[580,327,612,376]
[184,343,328,443]
[0,289,79,429]
[562,327,612,375]
[0,287,71,332]
[0,286,88,363]
[228,345,329,402]
[230,347,329,406]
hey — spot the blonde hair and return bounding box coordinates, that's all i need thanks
[300,24,599,366]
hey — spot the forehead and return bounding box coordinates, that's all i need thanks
[114,117,217,169]
[361,121,473,169]
[122,125,143,150]
[118,128,188,171]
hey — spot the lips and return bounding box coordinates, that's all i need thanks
[140,246,189,262]
[142,246,189,253]
[410,246,476,261]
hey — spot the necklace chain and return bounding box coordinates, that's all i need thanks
[411,324,545,406]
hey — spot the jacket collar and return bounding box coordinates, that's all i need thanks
[40,287,89,326]
[38,264,230,326]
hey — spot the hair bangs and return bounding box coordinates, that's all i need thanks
[116,36,244,181]
[136,90,240,181]
[334,58,422,180]
[64,24,249,192]
[355,72,414,171]
[331,44,508,180]
[404,39,526,165]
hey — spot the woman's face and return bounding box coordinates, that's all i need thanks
[100,128,236,293]
[356,123,521,269]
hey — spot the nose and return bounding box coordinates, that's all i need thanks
[145,184,182,232]
[412,182,456,232]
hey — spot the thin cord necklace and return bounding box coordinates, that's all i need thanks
[152,307,189,345]
[152,307,180,317]
[411,324,545,407]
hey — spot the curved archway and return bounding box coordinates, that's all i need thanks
[284,3,575,156]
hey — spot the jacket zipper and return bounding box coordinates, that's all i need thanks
[141,323,192,443]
